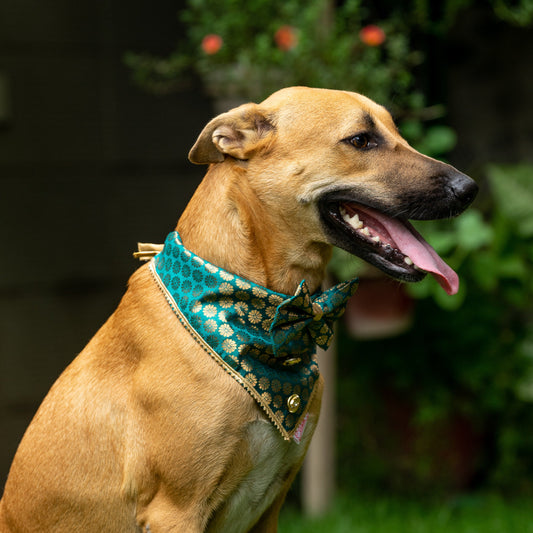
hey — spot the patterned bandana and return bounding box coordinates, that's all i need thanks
[148,232,358,440]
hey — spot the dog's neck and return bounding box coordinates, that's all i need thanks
[177,164,331,295]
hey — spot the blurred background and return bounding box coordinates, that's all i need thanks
[1,0,533,530]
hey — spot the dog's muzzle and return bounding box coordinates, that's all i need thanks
[317,172,478,294]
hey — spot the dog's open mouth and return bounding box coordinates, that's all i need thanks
[319,198,459,295]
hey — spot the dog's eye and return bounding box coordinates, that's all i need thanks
[350,134,371,149]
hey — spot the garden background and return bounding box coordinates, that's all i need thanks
[1,0,533,529]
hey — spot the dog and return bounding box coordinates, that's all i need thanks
[0,87,477,532]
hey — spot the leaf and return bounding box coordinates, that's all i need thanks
[433,278,466,310]
[498,255,528,280]
[328,247,365,281]
[470,251,499,291]
[412,220,457,255]
[407,269,466,310]
[414,125,457,158]
[428,231,459,255]
[406,275,433,299]
[455,210,493,251]
[487,164,533,237]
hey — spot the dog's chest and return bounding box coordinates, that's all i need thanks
[208,417,315,532]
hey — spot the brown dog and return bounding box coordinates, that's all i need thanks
[0,87,477,532]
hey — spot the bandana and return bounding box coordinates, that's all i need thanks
[147,232,358,440]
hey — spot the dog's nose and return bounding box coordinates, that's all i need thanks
[447,170,478,215]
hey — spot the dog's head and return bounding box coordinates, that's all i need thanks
[189,87,478,294]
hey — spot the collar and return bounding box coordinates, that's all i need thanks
[147,232,358,440]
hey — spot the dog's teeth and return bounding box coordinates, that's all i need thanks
[350,215,363,229]
[341,209,352,223]
[404,256,413,266]
[372,236,381,243]
[361,227,370,236]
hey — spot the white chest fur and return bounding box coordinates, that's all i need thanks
[207,416,316,532]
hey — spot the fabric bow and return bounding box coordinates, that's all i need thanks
[270,278,358,356]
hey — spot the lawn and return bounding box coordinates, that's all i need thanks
[279,493,533,533]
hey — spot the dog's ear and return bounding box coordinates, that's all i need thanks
[188,104,274,164]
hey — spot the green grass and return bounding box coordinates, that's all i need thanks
[279,493,533,533]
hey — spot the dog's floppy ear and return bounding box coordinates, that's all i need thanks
[189,103,274,164]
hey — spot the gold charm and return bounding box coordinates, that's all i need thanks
[283,357,302,367]
[287,394,301,413]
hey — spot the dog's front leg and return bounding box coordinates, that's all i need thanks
[136,498,207,533]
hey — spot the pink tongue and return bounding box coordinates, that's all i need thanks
[361,208,459,295]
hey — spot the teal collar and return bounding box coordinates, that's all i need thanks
[149,232,358,440]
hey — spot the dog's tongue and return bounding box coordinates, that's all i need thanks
[364,208,459,295]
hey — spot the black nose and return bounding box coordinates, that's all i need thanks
[447,171,478,215]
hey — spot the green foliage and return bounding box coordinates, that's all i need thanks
[123,1,481,161]
[125,0,426,115]
[125,0,533,103]
[493,0,533,26]
[410,0,533,30]
[487,164,533,237]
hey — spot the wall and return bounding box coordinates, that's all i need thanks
[446,7,533,168]
[0,0,212,484]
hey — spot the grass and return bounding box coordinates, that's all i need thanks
[279,493,533,533]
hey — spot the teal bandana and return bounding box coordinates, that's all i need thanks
[148,232,358,440]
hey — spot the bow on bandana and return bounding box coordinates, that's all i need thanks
[270,278,359,356]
